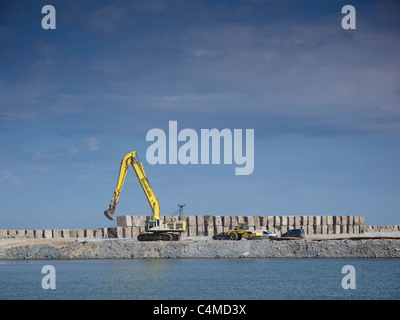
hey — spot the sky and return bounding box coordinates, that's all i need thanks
[0,0,399,230]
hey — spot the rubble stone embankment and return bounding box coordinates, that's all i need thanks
[0,236,399,260]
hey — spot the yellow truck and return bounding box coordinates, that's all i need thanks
[213,223,262,240]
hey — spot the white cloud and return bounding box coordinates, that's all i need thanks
[70,148,79,155]
[83,137,99,152]
[1,170,20,187]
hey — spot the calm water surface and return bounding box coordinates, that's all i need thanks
[1,258,399,300]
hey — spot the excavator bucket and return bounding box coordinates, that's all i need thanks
[104,208,115,221]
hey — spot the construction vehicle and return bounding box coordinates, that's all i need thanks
[226,223,262,240]
[104,151,186,241]
[212,223,263,240]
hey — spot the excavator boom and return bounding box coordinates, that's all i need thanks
[104,151,160,221]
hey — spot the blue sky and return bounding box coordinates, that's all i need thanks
[0,0,399,229]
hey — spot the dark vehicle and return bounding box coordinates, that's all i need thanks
[212,232,229,240]
[281,228,305,238]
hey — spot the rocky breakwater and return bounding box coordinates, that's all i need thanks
[1,237,400,260]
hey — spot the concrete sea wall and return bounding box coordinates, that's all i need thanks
[1,215,399,240]
[117,215,369,238]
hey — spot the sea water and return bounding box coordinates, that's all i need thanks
[0,258,399,300]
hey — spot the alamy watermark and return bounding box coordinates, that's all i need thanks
[146,121,254,175]
[41,5,56,30]
[341,265,356,290]
[41,265,56,290]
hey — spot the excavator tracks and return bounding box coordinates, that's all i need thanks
[137,233,181,241]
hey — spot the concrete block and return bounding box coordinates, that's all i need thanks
[34,230,43,238]
[281,226,287,234]
[353,216,359,225]
[43,230,52,239]
[94,229,103,238]
[341,224,348,234]
[205,216,214,236]
[107,227,123,238]
[77,229,85,238]
[132,227,140,238]
[0,229,8,237]
[333,216,340,225]
[52,229,62,238]
[188,215,196,227]
[188,224,196,236]
[301,216,308,225]
[196,215,204,229]
[247,216,255,227]
[215,225,223,234]
[214,216,222,226]
[280,216,287,226]
[307,225,314,234]
[321,216,327,225]
[131,215,139,226]
[132,215,147,227]
[195,215,202,225]
[321,225,327,234]
[274,216,281,227]
[347,215,353,225]
[204,215,214,226]
[122,227,132,238]
[294,216,301,227]
[222,216,231,228]
[231,216,238,227]
[266,216,274,229]
[25,230,34,238]
[326,216,333,225]
[341,216,348,225]
[197,225,205,236]
[238,216,245,223]
[70,230,78,238]
[314,216,321,226]
[85,229,94,238]
[117,215,133,227]
[8,230,17,236]
[348,225,354,234]
[333,225,341,234]
[16,230,26,237]
[62,229,70,238]
[307,216,314,226]
[327,225,334,234]
[254,216,261,229]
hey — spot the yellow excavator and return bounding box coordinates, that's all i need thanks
[104,151,186,241]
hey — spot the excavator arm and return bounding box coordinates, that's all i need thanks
[104,151,160,221]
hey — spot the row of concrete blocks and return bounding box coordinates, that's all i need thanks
[365,225,400,232]
[0,227,149,240]
[117,215,367,236]
[0,228,110,239]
